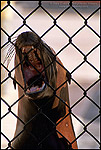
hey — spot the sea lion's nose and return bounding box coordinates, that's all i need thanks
[22,46,34,53]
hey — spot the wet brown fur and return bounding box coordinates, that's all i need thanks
[11,31,78,149]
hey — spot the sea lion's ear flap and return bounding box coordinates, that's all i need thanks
[13,75,16,89]
[66,71,71,84]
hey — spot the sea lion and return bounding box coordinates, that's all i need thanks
[11,31,78,149]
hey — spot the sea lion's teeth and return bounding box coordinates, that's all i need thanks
[32,46,34,49]
[26,83,46,94]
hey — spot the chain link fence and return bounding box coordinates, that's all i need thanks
[1,1,100,149]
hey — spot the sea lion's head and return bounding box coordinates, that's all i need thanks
[14,31,57,100]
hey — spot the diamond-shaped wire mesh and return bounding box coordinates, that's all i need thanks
[1,1,100,149]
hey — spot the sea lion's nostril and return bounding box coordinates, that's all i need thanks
[34,50,42,64]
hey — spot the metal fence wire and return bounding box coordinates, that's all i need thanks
[1,1,101,149]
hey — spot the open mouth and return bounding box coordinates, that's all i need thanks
[21,46,46,95]
[25,73,46,95]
